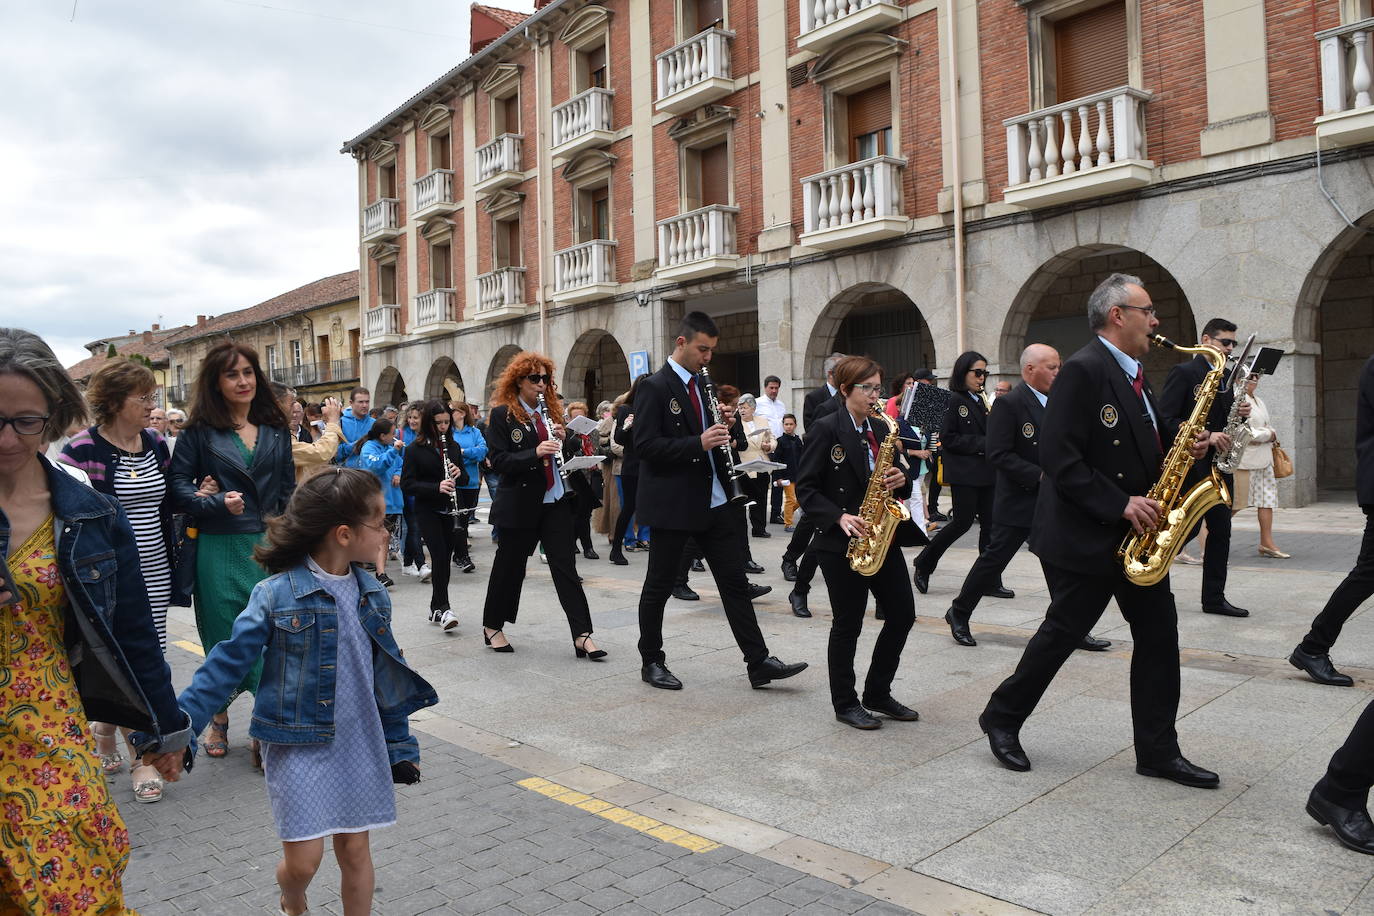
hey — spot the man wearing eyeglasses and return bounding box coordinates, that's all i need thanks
[1158,317,1251,619]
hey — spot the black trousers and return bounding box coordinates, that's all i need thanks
[928,475,943,512]
[402,502,425,569]
[638,506,769,667]
[916,483,996,581]
[950,524,1029,617]
[744,474,769,533]
[983,561,1181,764]
[769,473,784,519]
[483,497,593,638]
[572,498,595,552]
[1316,695,1374,809]
[783,516,821,591]
[1301,507,1374,655]
[455,488,479,552]
[414,509,460,611]
[816,549,915,710]
[675,538,703,587]
[612,473,640,548]
[1182,483,1232,605]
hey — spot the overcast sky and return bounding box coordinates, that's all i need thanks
[0,0,521,367]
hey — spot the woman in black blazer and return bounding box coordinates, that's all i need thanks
[912,351,1007,598]
[400,399,469,629]
[796,355,921,731]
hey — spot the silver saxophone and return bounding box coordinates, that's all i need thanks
[536,393,569,480]
[1215,334,1257,475]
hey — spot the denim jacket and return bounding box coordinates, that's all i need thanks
[175,562,438,764]
[1,455,193,755]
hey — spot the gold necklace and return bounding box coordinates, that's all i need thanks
[103,426,142,478]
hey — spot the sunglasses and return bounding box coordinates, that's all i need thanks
[971,368,988,377]
[1215,338,1238,348]
[525,373,551,385]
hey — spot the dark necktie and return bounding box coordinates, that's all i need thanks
[864,425,880,464]
[530,411,555,490]
[686,376,705,427]
[581,434,593,457]
[1133,365,1163,452]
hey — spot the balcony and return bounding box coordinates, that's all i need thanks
[269,363,319,387]
[1003,86,1154,209]
[413,288,461,337]
[655,28,734,115]
[364,304,403,347]
[552,239,618,304]
[362,198,400,242]
[552,88,616,160]
[268,358,361,388]
[475,134,523,194]
[657,205,742,281]
[166,384,190,406]
[1317,18,1374,146]
[797,0,903,53]
[475,267,528,319]
[799,156,908,250]
[412,169,457,220]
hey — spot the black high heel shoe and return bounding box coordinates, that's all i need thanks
[484,628,514,653]
[574,634,607,660]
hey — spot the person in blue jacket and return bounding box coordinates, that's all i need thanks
[448,401,487,573]
[346,418,402,587]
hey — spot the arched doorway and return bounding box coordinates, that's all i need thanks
[1002,245,1197,382]
[374,366,407,408]
[565,329,631,408]
[485,345,522,405]
[806,283,935,386]
[424,356,465,405]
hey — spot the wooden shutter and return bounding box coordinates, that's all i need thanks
[431,134,450,170]
[502,94,521,134]
[587,45,607,88]
[506,220,523,267]
[379,164,395,198]
[695,0,723,30]
[700,143,729,207]
[1053,2,1128,104]
[847,83,891,156]
[433,243,451,288]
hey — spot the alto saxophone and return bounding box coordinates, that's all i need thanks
[1118,335,1230,585]
[847,406,911,576]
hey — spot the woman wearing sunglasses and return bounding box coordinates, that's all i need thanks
[912,351,1010,599]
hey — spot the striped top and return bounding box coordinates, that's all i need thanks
[112,449,172,649]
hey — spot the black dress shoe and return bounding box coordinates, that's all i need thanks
[672,585,700,601]
[748,656,807,688]
[1078,635,1112,652]
[770,516,784,526]
[609,549,629,566]
[642,662,683,690]
[744,560,765,574]
[874,603,885,621]
[1308,787,1374,854]
[788,590,811,618]
[835,705,882,730]
[1202,599,1249,617]
[1290,646,1354,686]
[753,529,772,538]
[979,713,1030,771]
[984,586,1014,599]
[1136,755,1219,788]
[929,509,948,521]
[913,567,929,594]
[583,547,599,560]
[863,696,920,721]
[781,558,799,582]
[747,582,772,600]
[945,609,976,646]
[691,558,705,573]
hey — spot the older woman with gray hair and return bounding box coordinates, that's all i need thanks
[738,392,777,538]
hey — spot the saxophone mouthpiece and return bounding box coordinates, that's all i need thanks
[1151,334,1177,350]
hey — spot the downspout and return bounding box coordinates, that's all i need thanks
[944,0,967,354]
[529,25,550,356]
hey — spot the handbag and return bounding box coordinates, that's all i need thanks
[169,514,198,607]
[1271,438,1293,480]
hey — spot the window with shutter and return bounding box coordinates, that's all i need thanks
[847,83,892,161]
[430,134,450,171]
[693,0,723,32]
[379,263,397,303]
[432,243,452,288]
[586,45,607,89]
[379,164,395,198]
[497,219,523,268]
[499,94,521,134]
[1053,1,1128,104]
[700,142,730,207]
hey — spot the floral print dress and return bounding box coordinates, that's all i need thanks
[0,517,137,916]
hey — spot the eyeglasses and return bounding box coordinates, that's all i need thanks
[171,418,185,425]
[1119,304,1158,317]
[852,383,881,393]
[971,369,988,378]
[129,394,158,405]
[356,520,389,533]
[1214,338,1238,348]
[0,416,49,436]
[525,374,551,385]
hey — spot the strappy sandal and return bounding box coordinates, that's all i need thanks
[131,766,163,803]
[280,895,309,915]
[92,724,125,776]
[251,738,263,771]
[204,719,229,758]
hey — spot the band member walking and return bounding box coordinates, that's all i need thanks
[942,345,1111,652]
[781,353,846,611]
[634,311,807,690]
[480,354,603,659]
[400,400,469,629]
[980,273,1220,788]
[796,356,921,730]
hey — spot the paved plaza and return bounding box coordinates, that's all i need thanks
[120,494,1374,914]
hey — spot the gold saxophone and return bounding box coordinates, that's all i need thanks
[847,406,911,576]
[1118,334,1230,585]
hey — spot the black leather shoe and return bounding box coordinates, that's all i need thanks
[945,609,976,647]
[1290,646,1354,687]
[583,547,599,560]
[781,558,799,582]
[1136,756,1219,788]
[874,603,885,620]
[984,586,1014,599]
[1308,787,1374,854]
[913,567,929,594]
[672,585,700,601]
[1203,599,1249,617]
[789,590,811,618]
[747,583,773,600]
[1078,635,1112,652]
[863,697,920,721]
[609,549,629,566]
[835,705,882,730]
[745,560,765,574]
[929,509,949,522]
[770,516,784,526]
[753,529,772,538]
[642,662,683,690]
[979,713,1030,771]
[691,558,705,573]
[748,656,807,688]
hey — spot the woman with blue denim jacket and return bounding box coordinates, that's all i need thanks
[0,328,191,914]
[167,468,437,916]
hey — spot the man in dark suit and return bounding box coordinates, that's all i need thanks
[942,345,1112,652]
[633,311,808,691]
[1158,318,1249,617]
[980,272,1219,789]
[782,353,846,615]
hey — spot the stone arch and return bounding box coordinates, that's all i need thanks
[485,344,523,404]
[563,329,631,409]
[805,282,936,387]
[424,356,466,404]
[374,366,407,408]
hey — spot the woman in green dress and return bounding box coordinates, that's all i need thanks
[169,341,294,760]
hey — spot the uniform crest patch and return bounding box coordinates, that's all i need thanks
[669,398,682,415]
[511,427,524,443]
[830,445,846,464]
[1192,383,1202,399]
[958,405,970,418]
[1100,405,1119,428]
[1022,422,1035,439]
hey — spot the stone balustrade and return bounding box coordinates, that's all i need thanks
[413,169,456,214]
[362,198,399,239]
[658,205,738,269]
[476,268,525,312]
[552,88,615,153]
[655,28,733,113]
[475,135,523,188]
[414,288,458,331]
[553,240,617,302]
[801,156,905,235]
[364,304,401,342]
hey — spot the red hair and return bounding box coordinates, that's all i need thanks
[492,351,563,426]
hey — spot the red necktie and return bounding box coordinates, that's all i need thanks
[530,411,555,490]
[1133,365,1163,453]
[687,377,705,427]
[864,426,880,464]
[581,434,593,457]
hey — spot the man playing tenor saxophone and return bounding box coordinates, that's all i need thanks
[979,273,1221,788]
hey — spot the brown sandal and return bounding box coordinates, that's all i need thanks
[204,719,229,758]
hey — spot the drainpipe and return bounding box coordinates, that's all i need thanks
[944,0,967,355]
[529,25,550,356]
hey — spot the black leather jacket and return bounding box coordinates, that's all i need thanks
[170,424,295,533]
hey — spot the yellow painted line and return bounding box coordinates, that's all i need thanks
[518,779,720,852]
[173,639,205,657]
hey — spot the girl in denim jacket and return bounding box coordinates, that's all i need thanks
[168,468,437,916]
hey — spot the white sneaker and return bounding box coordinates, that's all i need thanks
[402,565,420,577]
[538,550,549,565]
[428,608,444,624]
[419,564,433,582]
[440,609,459,631]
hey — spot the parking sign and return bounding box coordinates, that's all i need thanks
[628,349,650,380]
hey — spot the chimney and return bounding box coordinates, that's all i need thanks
[197,315,207,328]
[151,323,160,332]
[143,331,153,344]
[128,329,136,336]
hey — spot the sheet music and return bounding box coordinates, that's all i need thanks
[566,414,599,436]
[561,455,605,472]
[734,459,787,473]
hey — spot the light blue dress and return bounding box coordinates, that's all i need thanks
[260,558,395,842]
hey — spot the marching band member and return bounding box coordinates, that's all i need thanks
[399,399,468,629]
[795,356,920,730]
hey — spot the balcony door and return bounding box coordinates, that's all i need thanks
[1053,1,1127,104]
[378,262,398,304]
[432,242,452,289]
[847,83,892,162]
[429,133,451,171]
[685,0,722,35]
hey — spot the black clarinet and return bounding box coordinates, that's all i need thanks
[698,366,750,506]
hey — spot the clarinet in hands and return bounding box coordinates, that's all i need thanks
[698,366,750,506]
[536,393,568,480]
[437,432,463,516]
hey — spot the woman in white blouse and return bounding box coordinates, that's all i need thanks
[1237,374,1290,558]
[737,393,776,538]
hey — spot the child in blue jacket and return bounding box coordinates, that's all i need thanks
[346,419,403,586]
